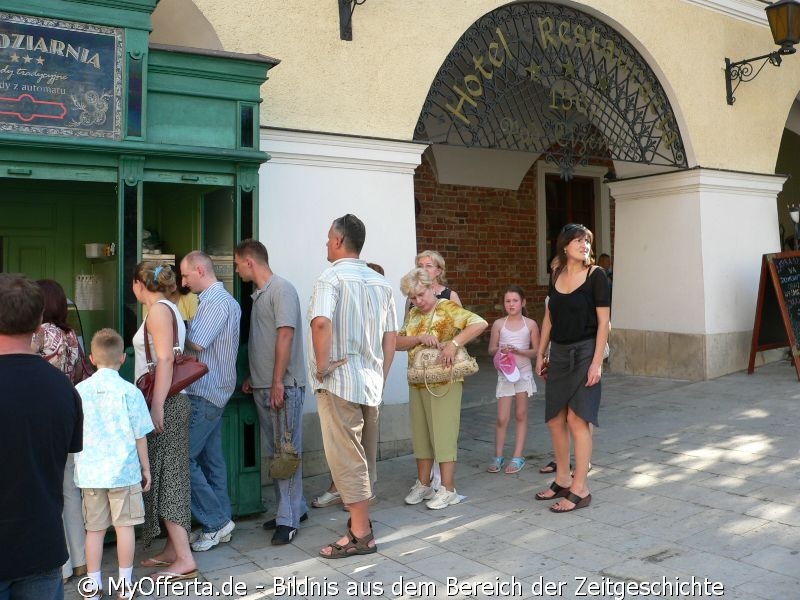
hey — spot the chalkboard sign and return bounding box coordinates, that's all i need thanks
[748,251,800,380]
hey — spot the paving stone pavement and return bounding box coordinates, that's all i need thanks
[64,358,800,599]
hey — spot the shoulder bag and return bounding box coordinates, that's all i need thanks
[136,307,209,408]
[74,339,95,384]
[268,407,301,479]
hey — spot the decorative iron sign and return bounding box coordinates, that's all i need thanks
[0,12,123,140]
[415,2,687,179]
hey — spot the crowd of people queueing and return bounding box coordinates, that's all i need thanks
[0,217,609,600]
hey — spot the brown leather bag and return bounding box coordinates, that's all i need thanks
[136,308,208,408]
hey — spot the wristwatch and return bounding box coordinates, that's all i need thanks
[450,339,460,347]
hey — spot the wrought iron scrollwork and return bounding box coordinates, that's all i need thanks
[725,52,784,105]
[414,1,687,180]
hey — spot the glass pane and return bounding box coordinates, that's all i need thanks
[240,105,254,148]
[127,57,143,138]
[122,184,139,347]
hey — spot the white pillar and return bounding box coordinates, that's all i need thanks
[608,168,785,380]
[259,129,425,475]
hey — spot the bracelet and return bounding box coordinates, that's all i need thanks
[450,339,460,347]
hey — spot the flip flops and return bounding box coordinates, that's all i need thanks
[140,557,171,568]
[550,492,592,513]
[505,457,526,474]
[154,570,199,581]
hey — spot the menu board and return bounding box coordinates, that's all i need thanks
[748,251,800,380]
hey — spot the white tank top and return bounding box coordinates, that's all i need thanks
[499,316,533,376]
[133,299,186,380]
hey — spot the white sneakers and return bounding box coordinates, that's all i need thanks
[425,487,461,510]
[190,520,235,552]
[404,480,435,505]
[404,480,460,509]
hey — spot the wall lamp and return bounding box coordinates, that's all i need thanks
[725,0,800,105]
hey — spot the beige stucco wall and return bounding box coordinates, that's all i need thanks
[184,0,800,174]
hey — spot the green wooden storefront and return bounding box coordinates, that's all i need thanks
[0,0,277,516]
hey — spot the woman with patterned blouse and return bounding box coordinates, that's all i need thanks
[397,268,487,510]
[32,279,87,582]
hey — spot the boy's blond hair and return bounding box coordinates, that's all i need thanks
[90,328,124,368]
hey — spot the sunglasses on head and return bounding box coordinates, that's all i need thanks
[561,223,586,234]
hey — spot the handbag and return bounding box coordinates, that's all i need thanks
[136,307,209,408]
[74,341,94,384]
[407,345,479,398]
[268,407,301,479]
[405,304,479,396]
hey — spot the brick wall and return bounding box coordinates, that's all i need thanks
[413,155,548,340]
[413,154,616,345]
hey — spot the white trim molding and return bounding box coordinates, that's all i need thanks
[680,0,769,26]
[261,129,425,174]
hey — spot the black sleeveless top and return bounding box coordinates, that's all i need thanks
[549,267,610,345]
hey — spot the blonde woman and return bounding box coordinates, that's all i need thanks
[406,250,461,314]
[397,268,487,509]
[405,251,462,490]
[132,262,197,579]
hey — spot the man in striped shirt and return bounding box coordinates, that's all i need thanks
[180,251,241,552]
[310,214,397,559]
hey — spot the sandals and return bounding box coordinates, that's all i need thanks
[319,526,377,559]
[486,457,505,473]
[535,481,571,501]
[140,557,171,568]
[539,460,573,474]
[505,457,526,474]
[539,461,593,474]
[312,490,342,508]
[550,492,592,513]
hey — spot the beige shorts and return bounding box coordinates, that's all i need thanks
[82,484,145,530]
[316,390,375,505]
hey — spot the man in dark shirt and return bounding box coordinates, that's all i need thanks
[0,273,83,600]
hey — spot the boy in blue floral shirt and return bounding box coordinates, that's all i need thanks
[74,329,154,599]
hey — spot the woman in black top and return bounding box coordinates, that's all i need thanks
[535,224,610,513]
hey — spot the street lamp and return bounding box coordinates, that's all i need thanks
[725,0,800,105]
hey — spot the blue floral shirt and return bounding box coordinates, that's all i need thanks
[74,368,154,488]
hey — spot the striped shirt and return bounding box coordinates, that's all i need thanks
[308,258,398,406]
[185,281,241,407]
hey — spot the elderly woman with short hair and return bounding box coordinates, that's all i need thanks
[396,268,487,510]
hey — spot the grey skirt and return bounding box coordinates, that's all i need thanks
[545,338,600,426]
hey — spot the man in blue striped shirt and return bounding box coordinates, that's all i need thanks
[180,251,241,552]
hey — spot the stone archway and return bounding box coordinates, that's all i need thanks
[414,1,689,181]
